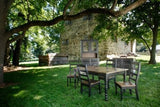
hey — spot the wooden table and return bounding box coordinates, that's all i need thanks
[87,66,128,101]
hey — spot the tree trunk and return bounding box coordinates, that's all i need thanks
[13,38,23,66]
[4,42,11,66]
[149,28,158,64]
[0,37,7,84]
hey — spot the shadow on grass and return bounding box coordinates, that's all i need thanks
[1,66,70,107]
[0,61,160,107]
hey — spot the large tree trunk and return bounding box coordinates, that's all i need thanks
[4,42,11,66]
[149,28,158,64]
[0,36,7,84]
[13,38,23,66]
[0,0,13,84]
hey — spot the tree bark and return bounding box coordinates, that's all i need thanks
[0,36,7,84]
[13,38,23,66]
[149,27,158,64]
[4,42,11,66]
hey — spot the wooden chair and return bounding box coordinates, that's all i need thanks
[115,62,141,100]
[99,59,117,89]
[114,58,134,75]
[77,64,101,97]
[67,64,79,88]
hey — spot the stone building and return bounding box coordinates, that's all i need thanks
[60,15,136,61]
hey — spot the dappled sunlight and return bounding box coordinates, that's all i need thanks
[52,74,58,77]
[37,74,45,77]
[38,80,45,83]
[33,65,69,69]
[153,66,160,69]
[11,86,20,90]
[154,72,159,75]
[140,72,143,75]
[33,95,43,100]
[13,90,28,97]
[1,60,160,107]
[23,70,31,73]
[4,64,69,72]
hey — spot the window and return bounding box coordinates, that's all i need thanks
[65,20,72,25]
[62,39,69,45]
[81,40,98,52]
[83,15,92,21]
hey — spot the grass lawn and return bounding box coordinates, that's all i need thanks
[0,59,160,107]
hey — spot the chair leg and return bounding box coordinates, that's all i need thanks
[135,87,139,100]
[123,89,126,93]
[114,78,116,89]
[99,83,101,94]
[129,89,132,95]
[108,80,110,89]
[92,74,94,80]
[115,84,117,95]
[89,86,91,97]
[120,88,123,100]
[74,78,76,88]
[81,84,83,94]
[70,78,71,83]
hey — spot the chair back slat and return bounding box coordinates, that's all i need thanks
[129,77,136,81]
[129,62,141,84]
[113,58,134,75]
[69,64,78,75]
[77,64,90,83]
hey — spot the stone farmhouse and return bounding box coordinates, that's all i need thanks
[60,15,136,61]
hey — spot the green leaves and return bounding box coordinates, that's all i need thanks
[92,14,124,42]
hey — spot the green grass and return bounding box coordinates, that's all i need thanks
[0,60,160,107]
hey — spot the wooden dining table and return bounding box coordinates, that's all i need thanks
[87,66,128,101]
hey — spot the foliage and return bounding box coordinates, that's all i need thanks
[0,60,160,106]
[6,0,150,61]
[118,0,159,64]
[91,14,127,44]
[121,0,160,44]
[7,0,66,60]
[25,25,63,57]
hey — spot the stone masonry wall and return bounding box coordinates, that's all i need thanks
[60,15,132,60]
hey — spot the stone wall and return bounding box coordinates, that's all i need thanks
[60,15,133,60]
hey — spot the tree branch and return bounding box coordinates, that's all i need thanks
[8,31,26,44]
[114,0,147,17]
[9,15,64,35]
[143,18,153,30]
[63,0,74,17]
[8,0,147,36]
[110,0,117,11]
[140,36,151,53]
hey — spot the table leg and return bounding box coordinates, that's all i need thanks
[105,74,109,101]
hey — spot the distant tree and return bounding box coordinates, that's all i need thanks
[121,0,160,64]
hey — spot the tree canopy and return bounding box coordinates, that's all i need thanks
[0,0,147,84]
[121,0,160,64]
